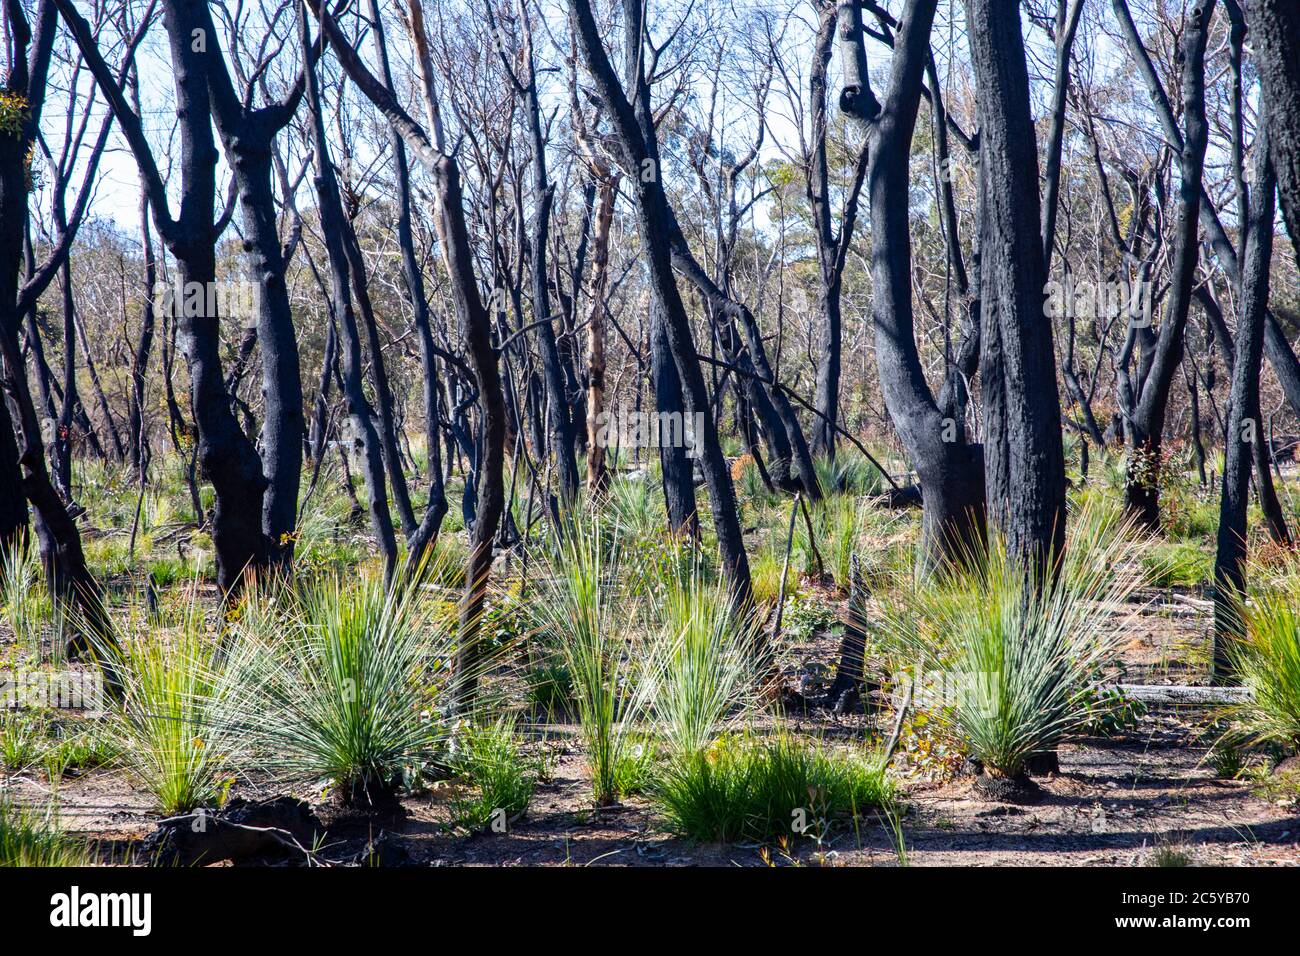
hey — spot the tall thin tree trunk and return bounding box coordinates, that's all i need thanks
[1213,126,1276,683]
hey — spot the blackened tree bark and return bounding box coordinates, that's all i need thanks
[487,0,580,510]
[57,0,273,595]
[583,174,616,495]
[365,0,446,560]
[857,0,986,569]
[620,10,815,501]
[651,300,701,537]
[1214,127,1276,683]
[1039,0,1084,274]
[1246,0,1300,268]
[200,3,305,570]
[0,0,56,550]
[569,0,752,603]
[1113,0,1300,422]
[337,208,418,538]
[1121,0,1215,527]
[808,1,875,459]
[968,0,1067,576]
[299,9,397,583]
[1,1,137,645]
[667,240,820,500]
[309,0,506,712]
[126,100,156,485]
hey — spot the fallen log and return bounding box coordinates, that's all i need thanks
[1111,684,1253,705]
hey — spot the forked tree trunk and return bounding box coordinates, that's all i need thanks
[57,0,273,595]
[309,0,506,712]
[300,8,398,584]
[365,0,447,561]
[569,0,752,604]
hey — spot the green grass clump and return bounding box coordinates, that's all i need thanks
[1227,565,1300,751]
[532,516,653,805]
[734,455,781,514]
[44,719,119,776]
[885,501,1147,781]
[450,718,539,832]
[813,454,886,498]
[607,474,662,545]
[98,603,232,814]
[822,497,868,588]
[0,711,47,771]
[220,567,455,808]
[525,661,573,719]
[0,799,88,866]
[146,557,193,589]
[647,568,761,755]
[2,536,53,654]
[748,545,785,606]
[654,735,892,844]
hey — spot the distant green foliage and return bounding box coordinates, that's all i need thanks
[1142,541,1212,588]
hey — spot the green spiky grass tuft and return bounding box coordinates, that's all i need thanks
[653,734,892,843]
[531,515,654,804]
[885,500,1148,779]
[218,565,457,808]
[645,566,763,755]
[1227,554,1300,751]
[94,595,233,814]
[0,799,89,866]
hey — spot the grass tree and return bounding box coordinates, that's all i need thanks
[647,568,764,756]
[94,594,234,815]
[219,567,457,810]
[885,499,1147,795]
[532,516,654,805]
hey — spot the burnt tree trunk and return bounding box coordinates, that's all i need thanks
[365,0,447,561]
[300,8,398,583]
[202,4,307,571]
[861,0,986,570]
[58,0,273,595]
[1213,127,1275,683]
[1122,0,1215,528]
[569,0,752,604]
[1247,0,1300,269]
[968,0,1067,576]
[310,0,506,712]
